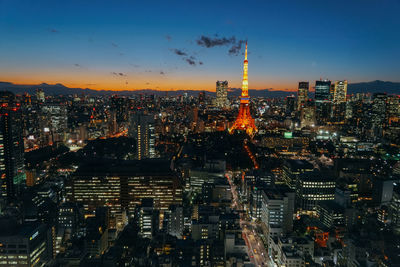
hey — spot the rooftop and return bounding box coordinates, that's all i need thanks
[74,159,175,176]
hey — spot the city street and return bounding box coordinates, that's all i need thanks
[226,172,271,267]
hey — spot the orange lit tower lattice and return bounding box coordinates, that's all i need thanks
[229,42,257,136]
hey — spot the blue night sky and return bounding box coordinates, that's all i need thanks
[0,0,399,91]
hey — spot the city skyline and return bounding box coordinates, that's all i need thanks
[0,1,399,266]
[1,0,400,91]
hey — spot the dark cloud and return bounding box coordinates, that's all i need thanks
[171,49,202,66]
[199,61,203,65]
[111,42,118,48]
[165,35,172,41]
[186,58,196,66]
[73,64,81,68]
[145,70,152,73]
[146,82,150,85]
[172,49,187,56]
[160,71,165,75]
[196,35,235,48]
[111,72,127,77]
[49,28,59,33]
[196,35,246,56]
[228,40,246,56]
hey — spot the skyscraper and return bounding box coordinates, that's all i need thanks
[129,112,156,160]
[111,95,128,123]
[315,80,331,102]
[297,82,309,110]
[285,95,296,115]
[371,93,387,138]
[214,80,229,108]
[0,92,25,202]
[333,80,348,103]
[315,80,332,124]
[230,42,257,136]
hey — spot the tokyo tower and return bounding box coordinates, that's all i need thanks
[229,42,257,136]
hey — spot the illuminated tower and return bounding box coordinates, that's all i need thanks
[229,42,257,136]
[333,80,348,103]
[297,82,309,110]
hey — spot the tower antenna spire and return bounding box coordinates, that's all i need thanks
[245,41,248,61]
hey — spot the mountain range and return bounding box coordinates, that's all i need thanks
[0,80,399,97]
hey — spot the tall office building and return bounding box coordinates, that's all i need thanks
[36,89,45,103]
[333,80,348,103]
[0,92,25,202]
[41,103,68,142]
[315,80,332,124]
[68,159,183,215]
[214,81,229,108]
[330,83,335,101]
[371,93,387,138]
[129,112,156,160]
[0,220,49,266]
[111,96,128,123]
[282,160,314,189]
[390,186,400,233]
[296,171,336,212]
[297,82,309,110]
[300,100,316,128]
[260,186,295,237]
[285,95,296,115]
[315,80,331,102]
[137,199,159,239]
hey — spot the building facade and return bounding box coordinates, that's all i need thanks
[297,81,309,110]
[129,112,156,160]
[215,81,229,108]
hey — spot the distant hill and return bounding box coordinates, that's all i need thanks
[347,80,400,94]
[1,80,399,97]
[0,81,294,97]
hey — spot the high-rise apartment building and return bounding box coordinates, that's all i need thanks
[297,82,309,110]
[214,81,229,108]
[333,80,348,103]
[0,92,25,202]
[129,112,156,160]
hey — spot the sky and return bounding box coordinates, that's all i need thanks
[0,0,400,91]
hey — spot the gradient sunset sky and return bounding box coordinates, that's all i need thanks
[1,0,399,91]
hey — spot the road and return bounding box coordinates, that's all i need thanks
[226,172,271,267]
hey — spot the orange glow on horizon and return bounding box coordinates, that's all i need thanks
[0,71,298,92]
